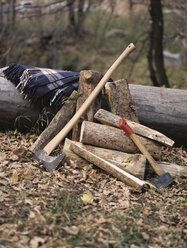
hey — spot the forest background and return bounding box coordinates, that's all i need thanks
[0,0,187,89]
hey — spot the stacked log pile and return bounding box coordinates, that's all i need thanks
[1,69,187,189]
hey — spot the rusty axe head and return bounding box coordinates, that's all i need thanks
[32,150,66,172]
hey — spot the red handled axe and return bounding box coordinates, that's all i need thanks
[119,118,173,189]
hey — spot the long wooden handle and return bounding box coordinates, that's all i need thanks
[119,118,165,176]
[44,43,136,155]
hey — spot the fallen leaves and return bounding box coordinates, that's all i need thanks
[0,130,186,248]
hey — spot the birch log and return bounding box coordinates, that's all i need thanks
[80,121,162,159]
[94,109,174,147]
[66,138,146,179]
[70,141,150,190]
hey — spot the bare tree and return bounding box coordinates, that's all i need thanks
[66,0,94,36]
[147,0,170,87]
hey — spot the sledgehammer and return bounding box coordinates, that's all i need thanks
[33,43,136,172]
[119,118,173,189]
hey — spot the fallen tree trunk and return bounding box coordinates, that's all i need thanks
[128,84,187,144]
[80,121,162,159]
[1,75,187,145]
[0,75,40,130]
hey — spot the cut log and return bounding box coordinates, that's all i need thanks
[72,70,102,141]
[158,162,187,177]
[30,91,78,153]
[0,74,40,130]
[80,121,162,159]
[94,109,174,147]
[105,79,139,122]
[128,84,187,144]
[63,138,89,167]
[66,138,146,179]
[70,141,151,190]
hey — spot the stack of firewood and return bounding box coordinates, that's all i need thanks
[31,70,187,190]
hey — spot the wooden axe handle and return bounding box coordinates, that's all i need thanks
[44,43,136,155]
[119,118,166,176]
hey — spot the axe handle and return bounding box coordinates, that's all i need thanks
[44,43,136,155]
[119,118,166,176]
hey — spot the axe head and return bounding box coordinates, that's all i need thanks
[32,150,66,172]
[153,172,173,189]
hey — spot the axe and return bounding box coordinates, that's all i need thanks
[119,118,173,188]
[33,43,136,172]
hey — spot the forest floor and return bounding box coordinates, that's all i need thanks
[0,130,186,248]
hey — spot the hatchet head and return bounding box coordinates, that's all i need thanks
[153,172,174,189]
[32,150,66,172]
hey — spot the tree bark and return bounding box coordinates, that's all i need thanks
[80,121,162,159]
[105,79,139,122]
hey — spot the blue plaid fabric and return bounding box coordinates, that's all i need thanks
[3,63,79,111]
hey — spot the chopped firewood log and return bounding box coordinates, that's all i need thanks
[158,162,187,177]
[80,121,162,159]
[65,138,146,179]
[72,70,103,141]
[94,109,174,147]
[63,138,89,167]
[30,91,78,152]
[105,79,139,122]
[70,141,151,190]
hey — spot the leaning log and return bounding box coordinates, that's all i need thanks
[31,91,78,153]
[128,84,187,144]
[80,121,162,159]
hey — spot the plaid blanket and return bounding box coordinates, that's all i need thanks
[3,63,79,112]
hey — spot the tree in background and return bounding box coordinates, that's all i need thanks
[147,0,170,87]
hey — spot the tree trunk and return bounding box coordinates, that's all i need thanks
[0,76,40,130]
[129,84,187,144]
[148,0,170,87]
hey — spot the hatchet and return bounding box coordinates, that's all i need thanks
[119,118,173,188]
[33,43,136,172]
